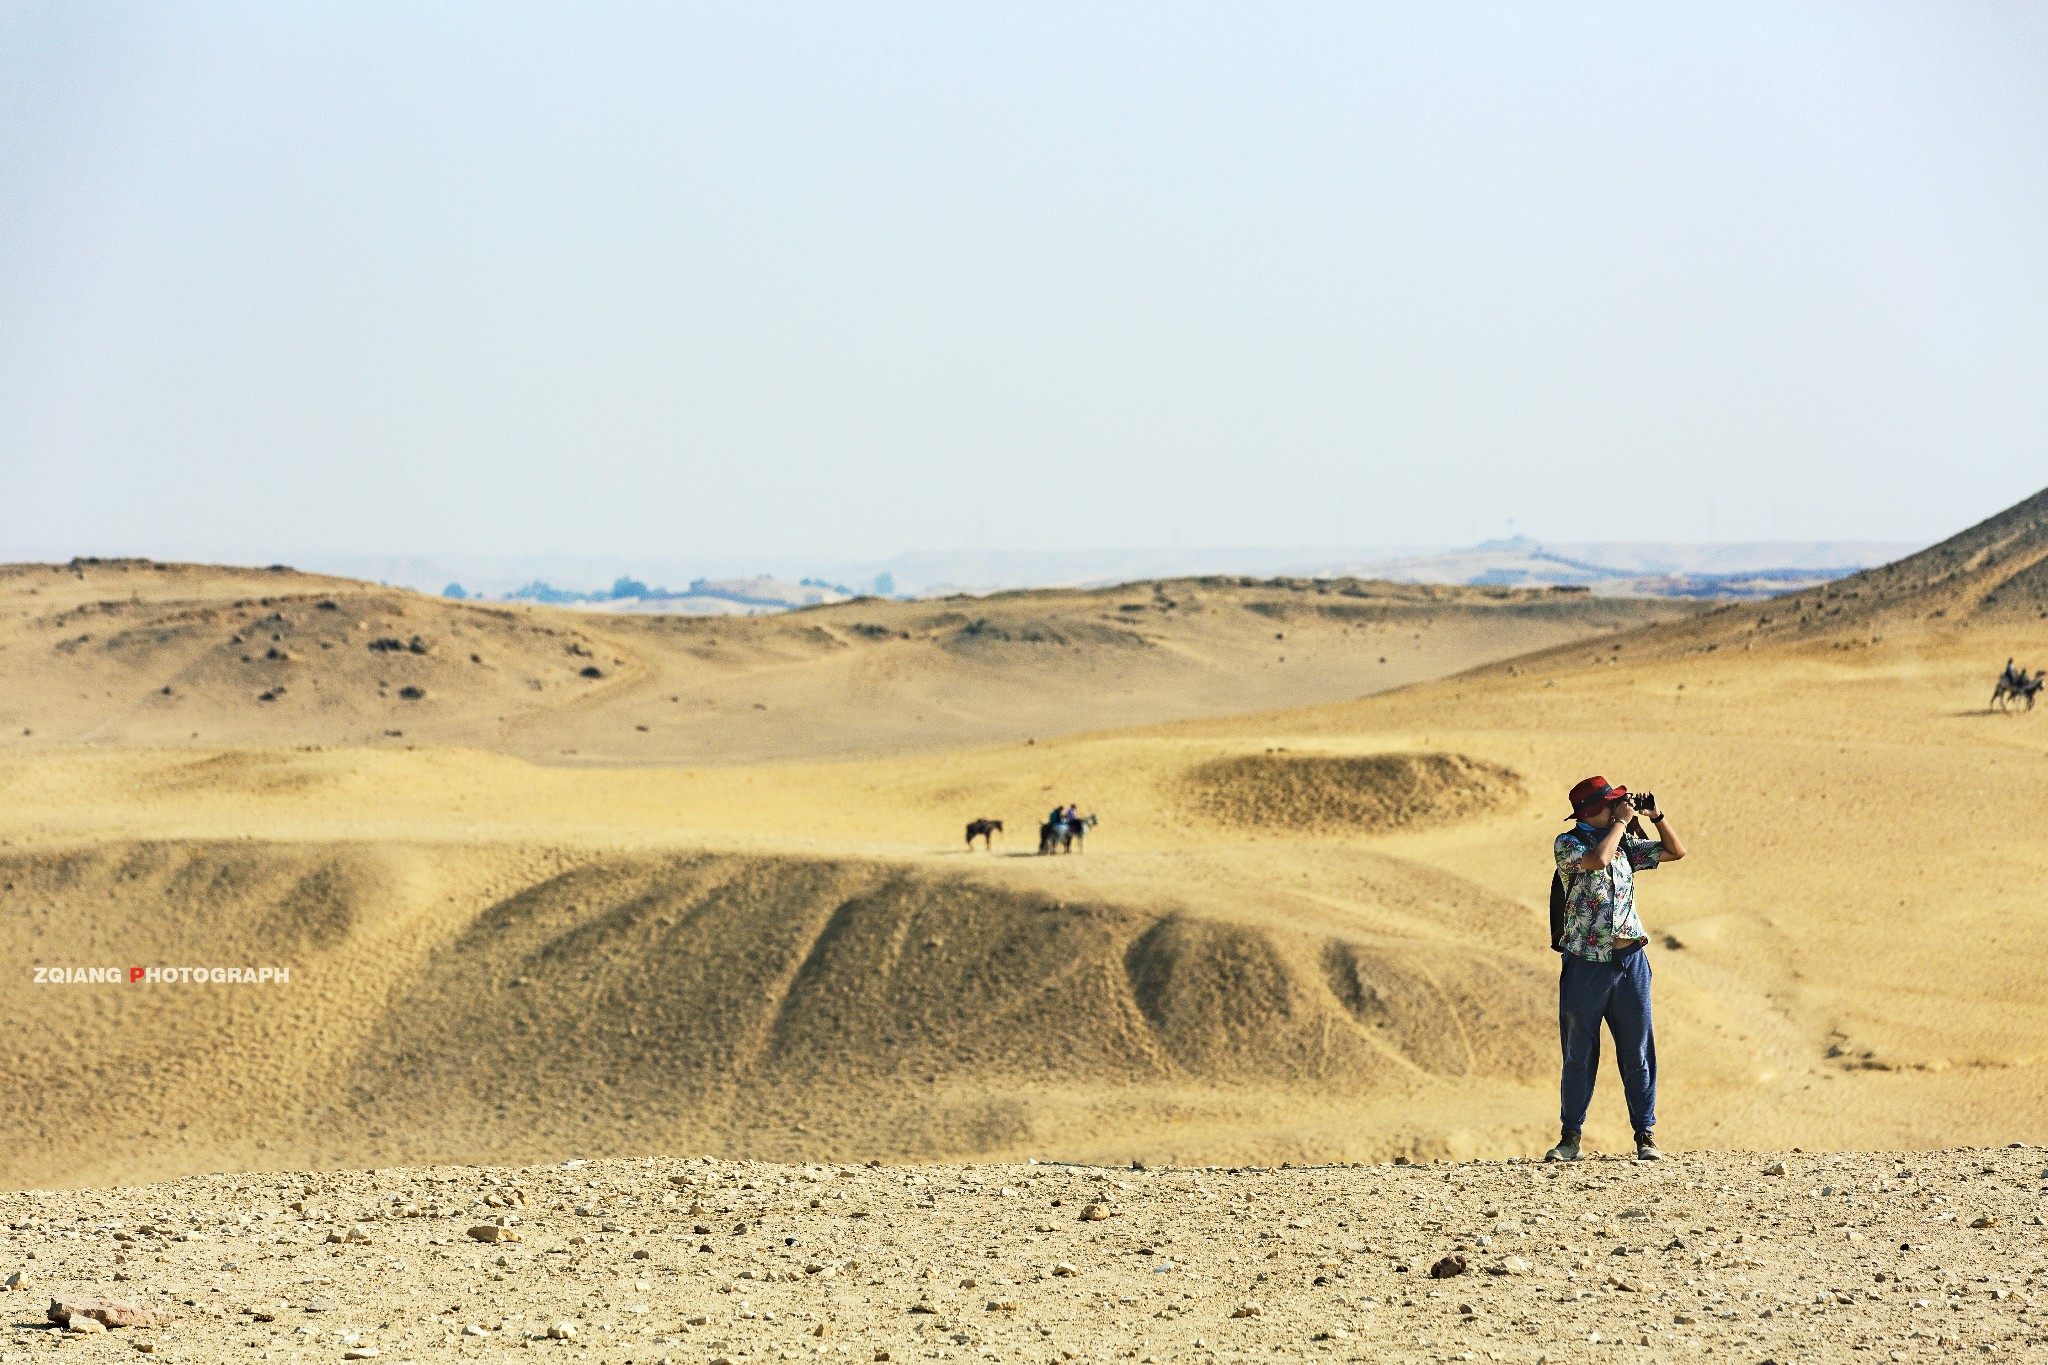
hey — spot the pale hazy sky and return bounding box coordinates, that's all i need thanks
[2,3,2044,565]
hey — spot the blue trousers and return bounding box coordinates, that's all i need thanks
[1558,949,1656,1135]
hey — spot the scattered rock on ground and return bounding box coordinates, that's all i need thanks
[4,1148,2042,1364]
[48,1297,178,1329]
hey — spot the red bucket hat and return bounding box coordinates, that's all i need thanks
[1567,775,1629,820]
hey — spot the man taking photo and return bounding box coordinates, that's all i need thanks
[1546,776,1688,1163]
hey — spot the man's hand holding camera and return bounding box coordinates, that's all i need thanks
[1567,792,1684,873]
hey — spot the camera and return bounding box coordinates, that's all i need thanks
[1623,791,1657,816]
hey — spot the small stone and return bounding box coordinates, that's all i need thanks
[1673,1313,1697,1325]
[874,1352,891,1363]
[986,1297,1019,1312]
[1497,1256,1530,1276]
[467,1224,520,1243]
[462,1324,489,1336]
[131,1343,157,1354]
[1429,1255,1469,1279]
[342,1351,380,1361]
[1970,1215,1998,1229]
[909,1302,938,1314]
[1763,1162,1788,1176]
[1052,1262,1079,1277]
[49,1297,179,1329]
[1231,1303,1263,1319]
[68,1316,107,1335]
[812,1322,835,1338]
[1079,1203,1111,1222]
[5,1270,27,1290]
[547,1321,578,1340]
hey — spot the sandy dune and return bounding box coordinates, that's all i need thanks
[5,490,2048,1196]
[0,563,1690,764]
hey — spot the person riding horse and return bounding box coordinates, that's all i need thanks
[1993,659,2043,712]
[1039,805,1098,854]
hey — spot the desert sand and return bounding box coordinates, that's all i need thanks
[0,566,1686,765]
[5,489,2048,1360]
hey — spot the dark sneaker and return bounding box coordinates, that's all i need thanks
[1635,1131,1664,1161]
[1544,1132,1582,1163]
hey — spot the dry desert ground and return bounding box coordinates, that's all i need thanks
[5,1147,2048,1364]
[6,488,2048,1362]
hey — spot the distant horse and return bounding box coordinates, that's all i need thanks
[965,818,1003,851]
[1993,659,2040,711]
[1038,812,1099,855]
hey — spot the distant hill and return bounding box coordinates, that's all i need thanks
[1303,537,1919,598]
[487,574,855,614]
[314,540,1922,608]
[1667,484,2048,648]
[0,562,1700,765]
[1454,484,2048,675]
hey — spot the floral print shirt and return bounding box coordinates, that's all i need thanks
[1554,824,1665,963]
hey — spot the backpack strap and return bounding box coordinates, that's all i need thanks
[1549,870,1569,953]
